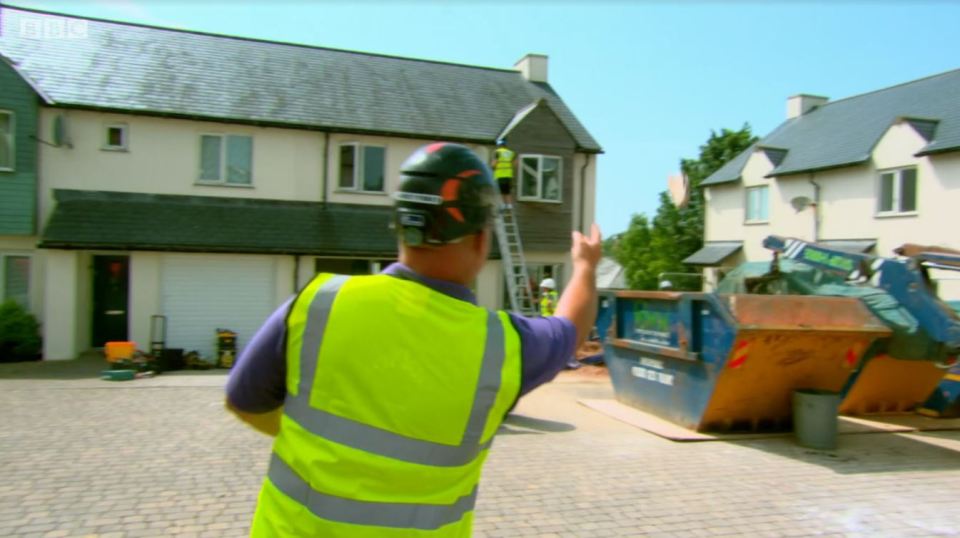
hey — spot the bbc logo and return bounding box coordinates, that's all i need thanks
[19,17,88,39]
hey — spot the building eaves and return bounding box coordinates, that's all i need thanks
[700,143,757,186]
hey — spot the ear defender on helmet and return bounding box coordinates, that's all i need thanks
[393,143,496,245]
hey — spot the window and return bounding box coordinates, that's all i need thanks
[878,167,917,215]
[0,111,13,171]
[745,186,769,223]
[103,124,128,151]
[338,144,385,192]
[199,134,253,185]
[519,155,562,202]
[2,255,30,308]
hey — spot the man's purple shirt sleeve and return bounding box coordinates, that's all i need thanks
[225,297,291,413]
[507,313,577,397]
[226,281,578,413]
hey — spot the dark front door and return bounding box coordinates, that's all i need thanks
[92,255,129,347]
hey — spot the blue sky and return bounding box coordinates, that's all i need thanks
[8,0,960,235]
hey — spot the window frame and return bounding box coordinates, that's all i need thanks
[744,185,770,224]
[517,154,563,203]
[197,133,254,186]
[876,166,918,217]
[337,143,387,194]
[0,110,15,172]
[102,123,129,151]
[1,253,31,309]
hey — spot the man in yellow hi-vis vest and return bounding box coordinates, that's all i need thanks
[539,278,558,316]
[226,142,602,536]
[491,138,517,209]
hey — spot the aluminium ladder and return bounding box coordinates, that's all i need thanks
[492,205,538,316]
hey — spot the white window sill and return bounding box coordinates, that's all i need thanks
[101,147,128,152]
[875,211,917,219]
[744,219,769,225]
[195,181,254,188]
[335,189,387,196]
[517,198,562,204]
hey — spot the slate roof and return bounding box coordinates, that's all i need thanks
[40,189,399,256]
[703,68,960,186]
[682,241,742,266]
[0,6,600,152]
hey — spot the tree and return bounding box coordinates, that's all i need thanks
[613,125,758,290]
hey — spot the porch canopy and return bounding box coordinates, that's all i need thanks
[39,189,398,257]
[683,241,743,266]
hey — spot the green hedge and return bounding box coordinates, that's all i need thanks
[0,300,41,362]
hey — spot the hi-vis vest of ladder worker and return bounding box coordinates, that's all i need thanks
[539,290,558,317]
[251,273,522,537]
[493,147,516,179]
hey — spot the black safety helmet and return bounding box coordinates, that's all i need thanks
[393,142,496,246]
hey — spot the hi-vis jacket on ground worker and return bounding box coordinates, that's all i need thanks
[539,278,558,317]
[250,143,523,536]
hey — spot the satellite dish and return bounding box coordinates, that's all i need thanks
[790,196,814,212]
[52,115,72,148]
[667,173,690,208]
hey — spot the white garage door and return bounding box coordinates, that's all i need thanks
[161,254,277,359]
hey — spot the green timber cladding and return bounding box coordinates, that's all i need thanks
[502,102,579,250]
[0,58,37,235]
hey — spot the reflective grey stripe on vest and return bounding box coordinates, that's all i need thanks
[285,275,506,467]
[268,453,477,530]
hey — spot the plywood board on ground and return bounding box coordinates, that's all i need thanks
[579,399,960,442]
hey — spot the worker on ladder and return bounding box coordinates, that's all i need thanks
[226,142,603,536]
[492,138,517,210]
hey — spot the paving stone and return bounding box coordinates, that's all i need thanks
[1,371,959,536]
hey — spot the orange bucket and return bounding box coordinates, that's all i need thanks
[104,341,136,362]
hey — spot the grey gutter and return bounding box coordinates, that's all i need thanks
[35,241,398,257]
[915,145,960,157]
[40,102,561,150]
[765,157,870,178]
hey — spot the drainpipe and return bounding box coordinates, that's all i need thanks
[321,132,330,207]
[293,254,300,293]
[579,153,591,233]
[808,175,820,242]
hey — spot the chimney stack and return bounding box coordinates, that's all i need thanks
[514,54,548,83]
[787,94,828,119]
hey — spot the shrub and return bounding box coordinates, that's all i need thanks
[0,300,41,362]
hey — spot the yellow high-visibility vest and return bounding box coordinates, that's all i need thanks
[251,273,522,537]
[539,290,558,317]
[493,147,515,179]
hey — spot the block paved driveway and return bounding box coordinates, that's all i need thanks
[1,359,959,537]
